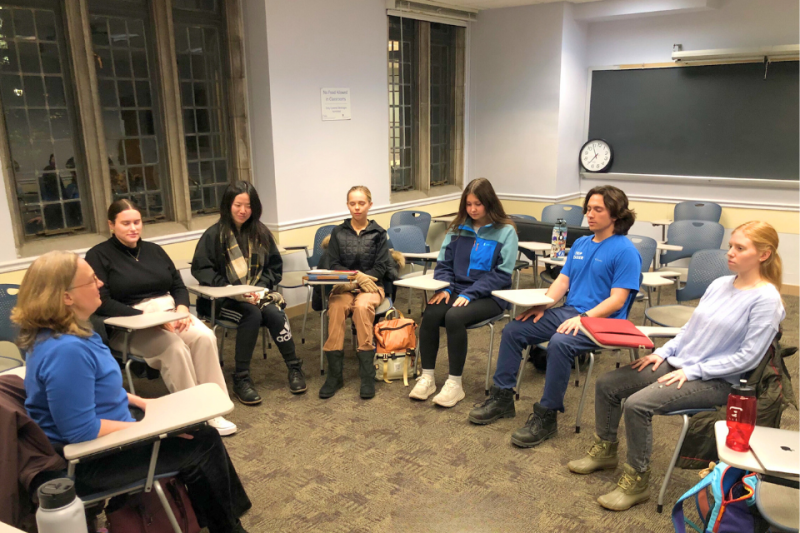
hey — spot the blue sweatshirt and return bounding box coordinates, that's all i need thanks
[657,276,785,384]
[25,331,134,445]
[433,221,519,308]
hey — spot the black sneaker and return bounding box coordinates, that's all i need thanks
[510,402,557,448]
[232,371,262,405]
[287,360,307,394]
[468,386,516,425]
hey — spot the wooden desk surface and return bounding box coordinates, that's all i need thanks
[63,383,233,461]
[104,311,189,330]
[657,242,683,251]
[394,276,449,291]
[491,289,553,308]
[187,284,262,299]
[641,272,677,287]
[401,251,440,260]
[518,241,552,253]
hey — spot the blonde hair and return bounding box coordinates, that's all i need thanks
[347,185,372,203]
[11,251,94,350]
[733,221,783,293]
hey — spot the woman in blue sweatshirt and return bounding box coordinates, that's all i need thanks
[16,251,251,533]
[568,221,785,512]
[409,178,518,408]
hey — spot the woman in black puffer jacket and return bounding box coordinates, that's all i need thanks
[319,186,393,401]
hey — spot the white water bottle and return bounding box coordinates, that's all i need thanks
[36,478,88,533]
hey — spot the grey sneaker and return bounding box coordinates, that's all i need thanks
[597,463,651,511]
[568,434,618,474]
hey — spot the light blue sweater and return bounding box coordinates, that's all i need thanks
[656,276,784,383]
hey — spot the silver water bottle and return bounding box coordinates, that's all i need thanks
[36,478,88,533]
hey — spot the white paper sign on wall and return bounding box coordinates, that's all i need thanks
[321,88,351,121]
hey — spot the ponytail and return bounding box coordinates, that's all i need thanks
[734,221,782,293]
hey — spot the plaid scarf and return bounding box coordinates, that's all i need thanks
[223,228,266,286]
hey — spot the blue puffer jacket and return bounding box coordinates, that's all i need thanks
[433,221,518,309]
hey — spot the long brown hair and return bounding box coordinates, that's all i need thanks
[583,185,636,235]
[733,221,783,293]
[449,178,515,233]
[11,251,94,350]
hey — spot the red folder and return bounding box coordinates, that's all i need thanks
[580,317,654,349]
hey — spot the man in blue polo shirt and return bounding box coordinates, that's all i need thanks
[469,186,642,448]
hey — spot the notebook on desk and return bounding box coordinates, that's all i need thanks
[749,426,800,477]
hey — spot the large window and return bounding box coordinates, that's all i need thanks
[387,16,464,194]
[0,0,248,248]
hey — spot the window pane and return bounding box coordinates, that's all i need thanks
[0,5,85,237]
[174,20,230,213]
[90,11,167,221]
[429,23,455,187]
[387,16,416,192]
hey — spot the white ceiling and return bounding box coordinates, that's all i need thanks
[433,0,603,9]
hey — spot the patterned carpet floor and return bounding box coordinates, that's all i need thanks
[132,273,799,533]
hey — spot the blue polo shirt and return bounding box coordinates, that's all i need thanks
[560,234,641,319]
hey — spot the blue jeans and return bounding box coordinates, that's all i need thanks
[493,306,598,412]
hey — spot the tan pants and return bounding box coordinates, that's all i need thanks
[323,288,384,352]
[110,296,227,394]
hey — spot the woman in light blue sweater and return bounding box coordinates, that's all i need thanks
[567,221,785,512]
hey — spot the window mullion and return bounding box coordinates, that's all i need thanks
[65,0,109,234]
[223,0,250,184]
[416,20,430,193]
[452,26,465,189]
[151,0,191,225]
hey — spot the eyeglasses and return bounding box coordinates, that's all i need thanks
[68,274,99,291]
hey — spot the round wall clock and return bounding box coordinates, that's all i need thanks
[580,139,613,173]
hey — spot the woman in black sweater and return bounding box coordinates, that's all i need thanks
[192,182,305,405]
[85,200,236,436]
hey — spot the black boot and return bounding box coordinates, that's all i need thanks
[511,402,557,448]
[468,386,516,425]
[286,359,307,394]
[357,350,376,400]
[319,351,344,399]
[232,370,262,405]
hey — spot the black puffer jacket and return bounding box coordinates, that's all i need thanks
[326,219,392,283]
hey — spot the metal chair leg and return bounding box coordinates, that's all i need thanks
[319,309,327,375]
[152,480,182,533]
[575,351,595,434]
[262,327,267,359]
[212,325,222,366]
[125,359,136,396]
[658,414,690,513]
[515,345,531,400]
[301,286,312,344]
[574,355,581,387]
[484,323,496,395]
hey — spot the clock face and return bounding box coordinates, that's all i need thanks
[580,139,613,173]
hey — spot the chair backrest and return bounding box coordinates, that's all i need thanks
[308,225,337,268]
[674,201,722,223]
[0,285,19,344]
[661,220,725,265]
[386,225,426,254]
[622,272,644,319]
[677,249,731,302]
[541,204,584,226]
[627,235,658,273]
[510,214,538,222]
[390,211,432,240]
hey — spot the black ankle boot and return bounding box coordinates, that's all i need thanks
[356,350,376,399]
[319,351,344,399]
[511,402,557,448]
[232,370,262,405]
[286,359,307,394]
[468,386,516,425]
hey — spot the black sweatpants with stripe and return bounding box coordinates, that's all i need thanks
[218,300,298,373]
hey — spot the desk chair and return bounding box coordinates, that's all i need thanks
[387,225,430,313]
[674,201,722,223]
[645,249,730,328]
[509,214,537,222]
[283,225,337,344]
[542,204,584,226]
[657,220,724,283]
[390,210,432,241]
[477,313,511,396]
[627,235,658,307]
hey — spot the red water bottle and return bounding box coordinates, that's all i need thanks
[725,379,757,452]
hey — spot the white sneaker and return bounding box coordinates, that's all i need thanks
[208,416,237,436]
[432,379,466,408]
[409,374,436,400]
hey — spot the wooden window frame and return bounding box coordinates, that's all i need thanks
[0,0,251,253]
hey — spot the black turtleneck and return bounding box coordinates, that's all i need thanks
[85,236,190,317]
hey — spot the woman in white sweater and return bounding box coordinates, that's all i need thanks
[568,220,785,511]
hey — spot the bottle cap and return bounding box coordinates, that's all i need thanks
[37,478,77,510]
[732,378,755,397]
